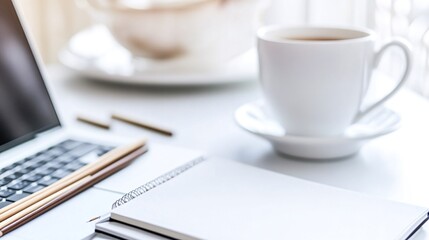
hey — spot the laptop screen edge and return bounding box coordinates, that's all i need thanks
[0,0,63,154]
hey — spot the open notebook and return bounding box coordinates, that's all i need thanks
[95,158,429,240]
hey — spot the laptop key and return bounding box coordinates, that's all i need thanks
[0,201,12,209]
[51,169,72,179]
[18,168,32,174]
[48,148,66,158]
[5,172,23,180]
[48,158,61,165]
[24,155,37,162]
[23,185,44,194]
[38,177,57,186]
[69,144,98,158]
[24,166,36,172]
[96,148,112,156]
[0,189,15,198]
[61,140,82,150]
[2,165,14,172]
[14,170,28,175]
[56,155,76,164]
[24,174,43,182]
[65,162,86,171]
[28,161,44,169]
[0,178,13,186]
[52,146,67,153]
[45,162,65,170]
[8,180,31,190]
[14,160,26,166]
[37,160,48,165]
[7,193,30,202]
[35,167,56,176]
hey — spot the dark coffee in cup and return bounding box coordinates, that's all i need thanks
[284,37,349,41]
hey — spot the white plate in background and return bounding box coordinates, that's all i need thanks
[59,25,258,86]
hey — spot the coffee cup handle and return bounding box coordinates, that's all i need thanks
[354,38,411,122]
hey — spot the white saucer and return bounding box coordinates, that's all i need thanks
[59,25,258,86]
[235,101,401,159]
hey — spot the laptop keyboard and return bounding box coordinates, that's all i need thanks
[0,139,113,209]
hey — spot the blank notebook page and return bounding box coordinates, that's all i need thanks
[111,159,428,240]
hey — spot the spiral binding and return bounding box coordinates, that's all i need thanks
[111,156,206,209]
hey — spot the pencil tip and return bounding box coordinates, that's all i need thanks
[87,216,100,223]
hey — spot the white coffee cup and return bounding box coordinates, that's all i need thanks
[257,26,411,137]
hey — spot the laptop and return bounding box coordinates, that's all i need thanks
[0,1,119,210]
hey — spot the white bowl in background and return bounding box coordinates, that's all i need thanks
[80,0,265,69]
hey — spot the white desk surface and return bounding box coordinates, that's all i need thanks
[12,64,429,239]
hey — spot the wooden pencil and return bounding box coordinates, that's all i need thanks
[0,139,147,222]
[0,145,148,236]
[77,116,110,129]
[112,113,173,137]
